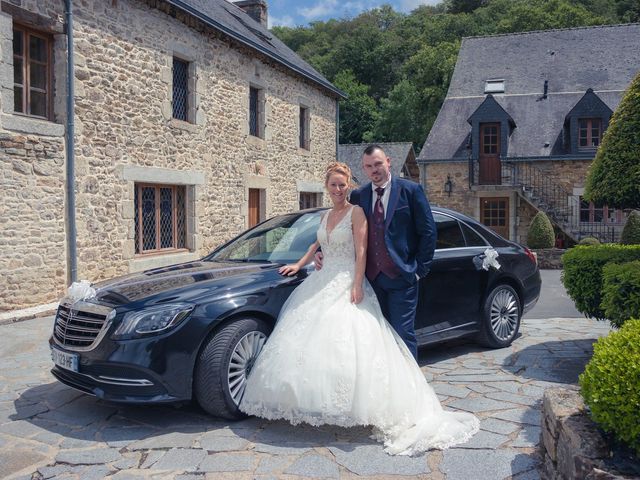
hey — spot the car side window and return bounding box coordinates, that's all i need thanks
[460,222,488,247]
[434,213,466,249]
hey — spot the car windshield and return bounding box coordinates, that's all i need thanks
[207,211,322,263]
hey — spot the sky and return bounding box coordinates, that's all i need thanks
[266,0,441,28]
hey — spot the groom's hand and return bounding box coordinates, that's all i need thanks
[314,251,324,270]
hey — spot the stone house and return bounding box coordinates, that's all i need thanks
[338,142,419,187]
[418,24,640,246]
[0,0,343,312]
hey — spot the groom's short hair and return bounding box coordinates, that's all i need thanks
[363,144,385,157]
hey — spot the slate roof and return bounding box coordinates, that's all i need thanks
[419,23,640,162]
[338,143,416,186]
[165,0,345,98]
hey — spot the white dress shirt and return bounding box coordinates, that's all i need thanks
[371,176,392,219]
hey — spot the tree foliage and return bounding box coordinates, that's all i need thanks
[527,211,555,249]
[584,72,640,210]
[621,210,640,245]
[270,0,637,151]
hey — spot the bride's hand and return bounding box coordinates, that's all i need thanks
[351,284,364,304]
[279,264,300,276]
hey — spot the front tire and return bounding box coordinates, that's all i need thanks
[477,284,521,348]
[194,317,271,419]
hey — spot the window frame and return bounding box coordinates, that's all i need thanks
[172,56,190,122]
[134,183,187,255]
[579,196,624,225]
[578,118,602,150]
[249,85,264,138]
[299,105,310,150]
[434,213,467,250]
[12,23,53,120]
[299,191,321,210]
[480,197,509,239]
[484,79,505,94]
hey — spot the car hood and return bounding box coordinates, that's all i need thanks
[90,260,278,307]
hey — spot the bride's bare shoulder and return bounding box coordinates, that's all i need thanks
[350,205,366,222]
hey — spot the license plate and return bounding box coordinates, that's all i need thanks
[51,346,79,372]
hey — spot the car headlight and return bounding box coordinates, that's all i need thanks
[112,304,194,340]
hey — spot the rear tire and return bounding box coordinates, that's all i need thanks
[194,317,270,419]
[477,284,521,348]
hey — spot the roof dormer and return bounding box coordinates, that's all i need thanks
[564,88,613,154]
[467,95,516,161]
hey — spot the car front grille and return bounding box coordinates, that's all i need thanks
[53,301,113,350]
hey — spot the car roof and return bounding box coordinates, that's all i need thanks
[295,206,512,246]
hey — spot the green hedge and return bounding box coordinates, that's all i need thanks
[527,211,555,249]
[621,210,640,245]
[561,245,640,321]
[601,261,640,328]
[578,237,601,246]
[579,319,640,456]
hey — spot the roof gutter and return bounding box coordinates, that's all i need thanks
[165,0,346,99]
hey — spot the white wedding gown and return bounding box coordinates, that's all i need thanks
[239,206,479,455]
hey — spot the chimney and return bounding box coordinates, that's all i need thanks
[234,0,268,28]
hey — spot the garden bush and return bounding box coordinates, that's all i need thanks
[601,261,640,328]
[579,318,640,456]
[620,210,640,245]
[561,244,640,320]
[527,211,555,249]
[578,236,601,246]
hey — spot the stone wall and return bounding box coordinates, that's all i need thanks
[540,387,631,480]
[534,249,565,269]
[423,159,592,243]
[423,161,475,216]
[0,133,67,309]
[0,0,337,311]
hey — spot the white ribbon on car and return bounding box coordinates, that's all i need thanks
[482,247,501,271]
[67,280,97,302]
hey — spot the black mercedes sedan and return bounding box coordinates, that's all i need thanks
[49,207,540,419]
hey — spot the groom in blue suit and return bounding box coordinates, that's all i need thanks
[349,145,436,359]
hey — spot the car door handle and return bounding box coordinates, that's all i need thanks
[472,254,485,270]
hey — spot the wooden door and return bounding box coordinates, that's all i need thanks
[480,197,509,239]
[248,188,261,227]
[479,123,501,185]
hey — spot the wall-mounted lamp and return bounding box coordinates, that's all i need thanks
[444,174,453,197]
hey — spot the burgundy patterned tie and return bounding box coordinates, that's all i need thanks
[374,187,384,224]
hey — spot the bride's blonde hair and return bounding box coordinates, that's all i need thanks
[325,162,353,188]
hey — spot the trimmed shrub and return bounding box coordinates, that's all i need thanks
[578,237,601,246]
[621,210,640,245]
[527,211,555,249]
[579,319,640,455]
[601,261,640,328]
[561,244,640,320]
[584,71,640,209]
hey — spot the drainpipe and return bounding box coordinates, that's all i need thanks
[65,0,77,284]
[335,98,340,161]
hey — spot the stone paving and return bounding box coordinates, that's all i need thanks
[0,315,611,480]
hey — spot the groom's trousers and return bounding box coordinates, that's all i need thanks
[370,272,419,359]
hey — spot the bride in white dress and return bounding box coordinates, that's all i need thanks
[239,162,479,455]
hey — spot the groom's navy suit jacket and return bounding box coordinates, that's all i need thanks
[349,177,437,283]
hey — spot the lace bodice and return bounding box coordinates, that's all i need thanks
[317,206,356,270]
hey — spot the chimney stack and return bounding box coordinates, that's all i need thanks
[234,0,268,28]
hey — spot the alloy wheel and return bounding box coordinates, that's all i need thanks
[227,331,267,405]
[489,288,519,341]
